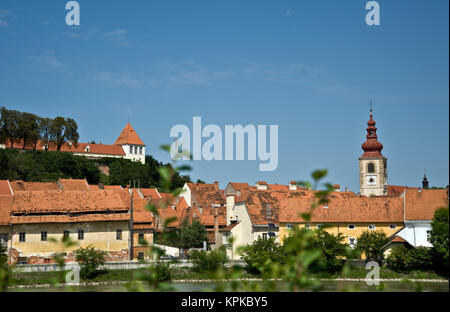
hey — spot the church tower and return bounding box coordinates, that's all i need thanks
[359,106,387,196]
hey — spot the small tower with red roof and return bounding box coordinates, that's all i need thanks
[359,105,388,196]
[114,122,146,164]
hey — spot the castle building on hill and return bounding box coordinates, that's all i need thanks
[0,122,146,164]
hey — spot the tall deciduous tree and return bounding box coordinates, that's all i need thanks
[17,112,40,150]
[49,116,79,151]
[356,230,389,261]
[430,206,449,276]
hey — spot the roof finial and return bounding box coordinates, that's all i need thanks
[369,99,373,117]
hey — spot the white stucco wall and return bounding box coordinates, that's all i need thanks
[180,184,191,207]
[397,221,432,247]
[121,144,146,164]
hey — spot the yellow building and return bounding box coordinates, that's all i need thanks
[0,181,156,264]
[278,191,405,247]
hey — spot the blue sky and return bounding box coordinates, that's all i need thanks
[0,0,448,191]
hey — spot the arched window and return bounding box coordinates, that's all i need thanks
[368,163,375,173]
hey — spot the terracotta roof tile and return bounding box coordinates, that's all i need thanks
[139,188,161,199]
[0,195,12,225]
[0,180,13,195]
[58,179,89,191]
[279,191,404,223]
[10,180,59,192]
[10,190,129,214]
[388,185,419,196]
[404,189,448,221]
[114,123,145,146]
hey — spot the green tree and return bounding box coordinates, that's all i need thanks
[239,237,287,274]
[0,107,20,148]
[430,206,449,276]
[39,117,52,151]
[190,247,227,272]
[74,245,107,279]
[178,218,208,257]
[0,244,12,292]
[17,112,40,150]
[356,230,390,261]
[49,116,79,151]
[310,229,348,273]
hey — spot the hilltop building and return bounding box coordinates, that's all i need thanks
[0,122,146,164]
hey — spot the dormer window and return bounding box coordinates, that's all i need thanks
[85,145,90,153]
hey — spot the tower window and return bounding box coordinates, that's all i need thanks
[368,163,375,173]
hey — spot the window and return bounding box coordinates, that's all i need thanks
[368,224,376,230]
[368,163,375,173]
[63,230,70,239]
[138,252,144,260]
[19,232,26,242]
[348,224,355,230]
[427,230,431,243]
[78,229,84,240]
[116,229,123,240]
[323,205,328,209]
[317,224,323,229]
[349,238,356,247]
[41,231,47,241]
[139,146,143,154]
[262,233,268,239]
[305,224,310,229]
[286,224,293,230]
[129,146,133,154]
[389,224,397,229]
[138,233,145,244]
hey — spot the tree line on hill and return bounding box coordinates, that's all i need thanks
[0,107,79,151]
[0,149,191,190]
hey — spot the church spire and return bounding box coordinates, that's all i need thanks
[361,104,383,158]
[422,170,429,189]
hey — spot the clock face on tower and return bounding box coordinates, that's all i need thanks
[366,175,377,185]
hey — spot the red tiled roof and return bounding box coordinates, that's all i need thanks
[4,139,126,156]
[89,185,101,191]
[390,235,407,243]
[114,122,145,146]
[58,179,89,191]
[0,180,12,195]
[387,185,419,196]
[140,188,161,199]
[404,189,448,221]
[9,190,129,215]
[186,182,225,209]
[104,185,123,190]
[0,195,12,225]
[10,180,59,192]
[278,191,404,223]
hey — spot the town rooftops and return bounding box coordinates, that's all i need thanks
[114,122,145,146]
[57,179,90,191]
[186,182,225,208]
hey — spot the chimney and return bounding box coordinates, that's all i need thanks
[98,182,104,190]
[333,184,341,192]
[256,181,268,190]
[213,181,219,191]
[289,181,297,191]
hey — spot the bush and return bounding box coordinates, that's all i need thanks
[190,247,227,273]
[387,246,433,272]
[152,262,172,282]
[74,245,107,279]
[239,237,287,274]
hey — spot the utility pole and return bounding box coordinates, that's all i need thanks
[129,181,134,261]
